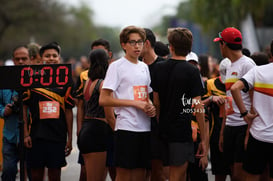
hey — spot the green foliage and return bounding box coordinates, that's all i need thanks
[0,0,121,61]
[153,15,174,37]
[153,0,272,36]
[96,26,120,58]
[190,0,269,31]
[60,3,97,59]
[0,0,67,59]
[152,0,273,57]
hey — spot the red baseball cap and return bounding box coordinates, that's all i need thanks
[214,27,242,45]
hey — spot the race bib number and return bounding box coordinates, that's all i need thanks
[225,97,234,115]
[39,101,60,119]
[133,86,148,101]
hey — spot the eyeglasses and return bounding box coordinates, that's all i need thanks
[127,40,144,46]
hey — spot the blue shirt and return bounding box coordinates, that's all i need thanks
[0,89,19,144]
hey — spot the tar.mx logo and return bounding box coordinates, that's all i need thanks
[181,94,201,106]
[180,94,204,114]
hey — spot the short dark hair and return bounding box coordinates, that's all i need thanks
[39,42,60,56]
[226,43,242,50]
[91,39,111,51]
[12,45,28,58]
[154,41,169,57]
[144,28,156,48]
[220,40,242,50]
[199,54,210,79]
[167,27,192,56]
[251,52,269,66]
[88,49,109,81]
[242,48,251,57]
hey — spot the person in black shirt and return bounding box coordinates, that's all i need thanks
[151,27,207,181]
[140,28,167,181]
[23,42,75,181]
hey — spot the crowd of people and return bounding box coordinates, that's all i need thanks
[0,25,272,181]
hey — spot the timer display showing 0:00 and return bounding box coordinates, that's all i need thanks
[20,66,69,87]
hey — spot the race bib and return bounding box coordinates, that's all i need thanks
[133,86,148,101]
[225,96,234,115]
[39,101,60,119]
[191,121,199,142]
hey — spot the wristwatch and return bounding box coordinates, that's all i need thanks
[240,110,248,118]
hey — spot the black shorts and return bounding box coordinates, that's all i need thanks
[114,130,150,169]
[187,141,208,181]
[77,119,109,154]
[243,133,273,178]
[210,139,231,175]
[162,141,194,166]
[223,125,247,167]
[27,139,66,168]
[150,119,164,160]
[106,126,115,167]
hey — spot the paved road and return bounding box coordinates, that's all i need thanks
[12,107,230,180]
[61,108,220,181]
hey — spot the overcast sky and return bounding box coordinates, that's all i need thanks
[61,0,183,28]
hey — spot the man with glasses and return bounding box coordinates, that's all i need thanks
[99,25,156,181]
[214,27,256,181]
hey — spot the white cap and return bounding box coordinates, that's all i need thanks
[186,52,198,63]
[219,58,231,83]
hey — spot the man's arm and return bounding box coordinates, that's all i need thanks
[99,89,155,117]
[76,99,84,136]
[199,119,210,171]
[219,104,226,152]
[65,108,73,156]
[104,107,116,130]
[23,105,32,148]
[100,89,139,108]
[153,91,160,121]
[230,80,247,113]
[194,96,207,158]
[231,80,257,124]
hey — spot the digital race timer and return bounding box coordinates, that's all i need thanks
[0,64,72,89]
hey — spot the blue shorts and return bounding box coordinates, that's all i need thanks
[27,139,66,168]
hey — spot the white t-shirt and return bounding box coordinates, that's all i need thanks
[102,57,152,132]
[225,55,256,126]
[243,63,273,143]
